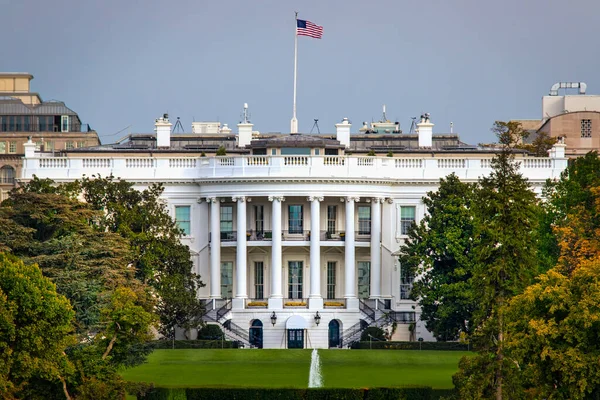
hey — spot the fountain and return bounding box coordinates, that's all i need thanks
[308,348,323,388]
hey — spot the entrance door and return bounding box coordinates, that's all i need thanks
[249,320,263,348]
[358,261,371,299]
[288,261,303,299]
[287,329,304,349]
[328,320,340,348]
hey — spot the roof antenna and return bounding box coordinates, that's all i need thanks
[382,104,387,122]
[310,119,321,134]
[409,117,417,134]
[172,117,185,133]
[241,103,251,123]
[450,122,454,134]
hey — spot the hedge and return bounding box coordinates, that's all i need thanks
[135,387,454,400]
[350,341,469,351]
[151,339,241,349]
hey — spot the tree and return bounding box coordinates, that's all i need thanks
[77,175,205,339]
[0,253,74,398]
[216,145,227,156]
[517,130,557,157]
[454,121,540,399]
[400,174,478,341]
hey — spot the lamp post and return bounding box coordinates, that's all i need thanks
[270,311,277,326]
[314,311,321,326]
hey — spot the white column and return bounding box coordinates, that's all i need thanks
[308,196,324,309]
[208,197,221,299]
[269,196,284,309]
[370,198,382,298]
[233,196,248,309]
[344,196,359,309]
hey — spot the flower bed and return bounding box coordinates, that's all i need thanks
[284,301,307,307]
[324,301,345,307]
[247,301,268,307]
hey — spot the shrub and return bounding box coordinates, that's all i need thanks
[361,326,386,342]
[351,340,470,351]
[197,324,224,340]
[151,340,239,349]
[387,151,393,157]
[367,150,376,156]
[216,146,227,156]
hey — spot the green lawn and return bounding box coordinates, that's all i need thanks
[121,349,469,389]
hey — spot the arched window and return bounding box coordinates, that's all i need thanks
[0,166,15,184]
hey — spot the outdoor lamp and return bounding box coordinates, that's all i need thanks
[270,311,277,326]
[314,311,321,326]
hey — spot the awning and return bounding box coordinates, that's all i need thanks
[286,315,308,329]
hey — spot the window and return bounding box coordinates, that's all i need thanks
[254,262,264,299]
[45,141,54,152]
[0,166,15,184]
[314,149,320,155]
[327,205,336,233]
[271,148,277,155]
[220,205,233,235]
[0,142,5,153]
[400,206,416,235]
[400,264,414,300]
[65,141,74,150]
[357,261,370,299]
[23,116,30,131]
[255,205,264,233]
[8,142,16,153]
[77,141,86,148]
[288,261,303,299]
[358,206,371,235]
[281,147,310,155]
[8,116,15,131]
[288,205,303,234]
[581,119,592,138]
[61,115,69,132]
[175,206,191,236]
[327,262,336,299]
[221,262,233,298]
[35,141,42,151]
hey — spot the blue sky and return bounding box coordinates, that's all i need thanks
[2,0,600,145]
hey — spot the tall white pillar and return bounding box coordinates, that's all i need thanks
[269,196,284,309]
[344,196,359,309]
[370,198,382,298]
[233,196,248,309]
[308,196,324,309]
[208,197,221,299]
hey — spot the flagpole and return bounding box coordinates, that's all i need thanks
[291,11,299,134]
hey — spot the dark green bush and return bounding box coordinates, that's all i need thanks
[197,324,224,340]
[351,341,469,351]
[151,339,239,349]
[138,387,449,399]
[360,326,386,342]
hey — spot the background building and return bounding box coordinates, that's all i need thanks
[0,72,100,200]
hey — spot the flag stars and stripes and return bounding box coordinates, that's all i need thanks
[297,19,323,39]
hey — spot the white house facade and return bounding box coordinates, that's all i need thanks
[19,113,568,349]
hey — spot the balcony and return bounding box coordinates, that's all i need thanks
[246,230,273,241]
[320,230,371,242]
[21,154,569,184]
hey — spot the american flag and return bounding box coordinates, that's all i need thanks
[297,19,323,39]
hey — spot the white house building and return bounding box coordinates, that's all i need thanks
[19,111,568,349]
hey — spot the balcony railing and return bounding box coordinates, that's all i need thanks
[283,230,310,241]
[246,230,273,241]
[221,231,237,242]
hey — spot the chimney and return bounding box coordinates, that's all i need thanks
[23,136,36,158]
[155,114,172,148]
[548,137,566,158]
[237,103,253,147]
[417,113,434,148]
[335,118,351,148]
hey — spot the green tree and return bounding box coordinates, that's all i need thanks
[0,253,74,398]
[400,174,478,341]
[454,121,540,399]
[77,175,205,339]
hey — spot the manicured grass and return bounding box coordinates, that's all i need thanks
[121,349,469,389]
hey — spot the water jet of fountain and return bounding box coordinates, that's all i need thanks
[308,348,323,388]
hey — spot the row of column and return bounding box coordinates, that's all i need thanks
[206,195,384,309]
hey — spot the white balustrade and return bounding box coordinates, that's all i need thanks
[357,157,374,166]
[83,158,111,168]
[39,158,68,168]
[437,159,466,168]
[169,158,197,168]
[480,159,492,168]
[522,158,552,168]
[246,156,270,166]
[395,158,423,168]
[284,156,308,166]
[126,158,155,168]
[324,156,345,166]
[217,157,235,166]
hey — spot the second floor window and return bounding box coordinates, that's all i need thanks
[255,205,264,233]
[220,206,233,233]
[327,205,336,233]
[358,206,371,234]
[400,206,416,235]
[175,206,191,236]
[289,205,303,234]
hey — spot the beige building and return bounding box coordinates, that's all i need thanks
[512,82,600,157]
[0,72,100,200]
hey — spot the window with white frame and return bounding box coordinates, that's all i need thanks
[400,263,414,300]
[400,206,416,235]
[61,115,69,132]
[358,206,371,234]
[0,142,5,153]
[255,205,264,233]
[175,206,191,236]
[220,206,233,238]
[288,205,303,234]
[327,205,336,233]
[65,141,74,150]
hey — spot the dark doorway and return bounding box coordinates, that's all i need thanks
[287,329,304,349]
[249,320,263,348]
[328,320,340,348]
